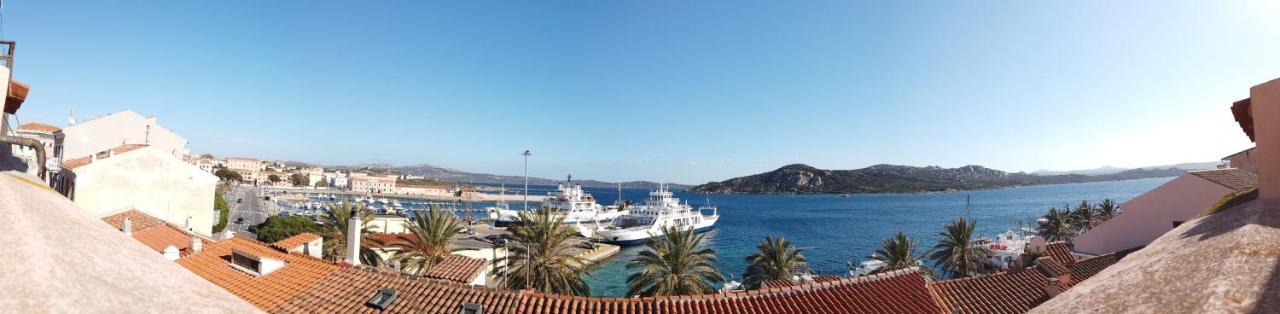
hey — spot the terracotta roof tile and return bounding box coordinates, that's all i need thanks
[366,233,419,249]
[421,255,487,284]
[1190,169,1259,192]
[1067,254,1118,283]
[178,237,341,311]
[100,209,208,256]
[61,144,150,169]
[1043,242,1075,265]
[927,267,1053,314]
[16,122,59,133]
[272,233,322,251]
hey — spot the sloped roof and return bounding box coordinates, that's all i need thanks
[16,122,59,133]
[0,172,260,312]
[1232,98,1254,142]
[1031,196,1280,313]
[60,144,150,169]
[927,267,1055,314]
[1190,168,1259,192]
[271,232,322,251]
[421,255,487,284]
[273,267,944,314]
[1043,242,1076,265]
[178,237,342,310]
[100,209,210,256]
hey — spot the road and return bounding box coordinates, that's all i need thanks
[224,185,280,239]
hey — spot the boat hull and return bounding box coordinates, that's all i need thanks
[596,222,717,246]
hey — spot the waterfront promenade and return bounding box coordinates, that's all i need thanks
[262,186,548,203]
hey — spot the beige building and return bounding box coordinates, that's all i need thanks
[395,183,453,197]
[55,145,219,236]
[55,109,187,161]
[224,157,264,183]
[351,173,396,194]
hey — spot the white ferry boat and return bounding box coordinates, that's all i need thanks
[583,183,718,245]
[487,177,625,228]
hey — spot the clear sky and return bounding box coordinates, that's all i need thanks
[6,1,1277,184]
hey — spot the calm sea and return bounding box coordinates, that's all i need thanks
[568,177,1172,297]
[314,177,1170,297]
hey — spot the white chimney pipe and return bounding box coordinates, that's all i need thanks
[190,236,203,253]
[163,245,180,261]
[123,217,133,236]
[346,209,361,266]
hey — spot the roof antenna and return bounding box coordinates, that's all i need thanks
[67,107,76,126]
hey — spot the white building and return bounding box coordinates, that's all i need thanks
[55,109,188,161]
[351,173,396,194]
[55,145,219,236]
[12,122,60,177]
[1073,168,1258,255]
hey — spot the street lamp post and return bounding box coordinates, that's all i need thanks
[522,150,531,211]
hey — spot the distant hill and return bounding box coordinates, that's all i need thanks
[688,163,1188,194]
[326,163,686,189]
[1032,162,1219,176]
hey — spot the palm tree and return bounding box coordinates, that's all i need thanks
[320,199,383,266]
[927,217,992,278]
[493,207,590,295]
[626,226,725,296]
[1095,199,1119,221]
[1037,207,1074,243]
[742,236,808,289]
[1072,200,1097,232]
[871,231,930,276]
[386,205,463,275]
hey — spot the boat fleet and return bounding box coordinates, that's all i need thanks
[487,178,719,245]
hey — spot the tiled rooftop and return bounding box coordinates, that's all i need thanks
[927,267,1054,314]
[16,121,59,133]
[421,255,487,284]
[101,209,208,255]
[1190,168,1259,192]
[272,232,322,251]
[61,144,150,169]
[1042,242,1075,265]
[178,237,341,310]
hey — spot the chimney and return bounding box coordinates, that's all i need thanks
[347,209,362,266]
[1252,79,1280,201]
[216,229,236,240]
[163,245,180,261]
[122,217,133,236]
[190,236,203,253]
[1044,278,1061,297]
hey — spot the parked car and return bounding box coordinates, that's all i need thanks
[234,217,245,224]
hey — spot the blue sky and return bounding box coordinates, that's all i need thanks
[6,1,1276,183]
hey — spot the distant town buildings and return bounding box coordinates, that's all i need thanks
[350,173,397,194]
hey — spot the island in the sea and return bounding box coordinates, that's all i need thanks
[689,163,1203,194]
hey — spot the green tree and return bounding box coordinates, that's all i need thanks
[626,226,724,297]
[387,206,463,275]
[268,174,282,183]
[214,167,243,182]
[319,200,382,266]
[290,173,309,186]
[212,190,231,233]
[315,178,329,188]
[1072,200,1097,232]
[493,207,590,295]
[871,231,930,276]
[255,215,321,243]
[742,236,807,289]
[927,217,992,278]
[1095,199,1120,221]
[1037,207,1075,243]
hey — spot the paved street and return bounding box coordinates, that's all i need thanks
[223,185,278,239]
